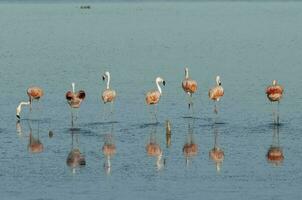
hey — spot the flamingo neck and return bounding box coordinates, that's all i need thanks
[273,80,277,86]
[72,83,75,93]
[106,73,111,90]
[216,76,221,86]
[156,80,162,95]
[185,68,189,79]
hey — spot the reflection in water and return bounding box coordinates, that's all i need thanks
[16,120,51,154]
[209,123,224,172]
[66,128,86,173]
[16,120,44,154]
[48,130,54,138]
[146,124,164,170]
[183,118,198,166]
[266,125,284,166]
[102,124,116,175]
[16,120,23,137]
[165,120,172,148]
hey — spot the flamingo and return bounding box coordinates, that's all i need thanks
[101,71,117,118]
[266,80,283,124]
[16,86,44,119]
[209,76,224,114]
[145,77,166,122]
[182,67,198,110]
[65,82,85,125]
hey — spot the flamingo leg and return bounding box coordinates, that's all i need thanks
[110,102,114,114]
[154,104,158,123]
[148,106,153,124]
[272,102,276,125]
[71,109,74,127]
[29,97,32,112]
[102,104,105,122]
[277,101,280,125]
[110,102,115,122]
[189,94,193,110]
[214,102,218,115]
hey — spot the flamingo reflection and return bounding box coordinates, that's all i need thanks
[26,121,44,153]
[66,128,86,172]
[102,124,116,174]
[183,119,198,166]
[146,125,165,170]
[266,125,284,166]
[209,124,224,172]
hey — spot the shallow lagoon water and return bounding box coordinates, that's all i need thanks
[0,1,302,200]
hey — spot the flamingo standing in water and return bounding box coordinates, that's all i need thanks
[65,82,86,125]
[209,76,224,114]
[16,86,44,119]
[266,80,283,124]
[146,77,166,123]
[182,67,198,110]
[101,71,117,118]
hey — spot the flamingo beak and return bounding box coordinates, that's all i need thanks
[16,115,20,119]
[163,81,166,86]
[219,82,221,86]
[102,76,105,81]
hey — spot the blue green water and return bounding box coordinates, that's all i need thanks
[0,2,302,199]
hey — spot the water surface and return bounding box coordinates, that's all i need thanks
[0,2,302,200]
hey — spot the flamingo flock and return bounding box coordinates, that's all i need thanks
[16,68,284,125]
[15,67,285,172]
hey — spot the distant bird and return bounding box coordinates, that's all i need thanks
[182,67,198,109]
[209,76,224,114]
[101,71,117,117]
[146,77,166,122]
[102,71,116,104]
[16,86,44,119]
[266,80,283,102]
[266,80,283,124]
[66,82,85,126]
[66,82,86,109]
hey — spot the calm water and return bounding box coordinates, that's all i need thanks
[1,2,302,200]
